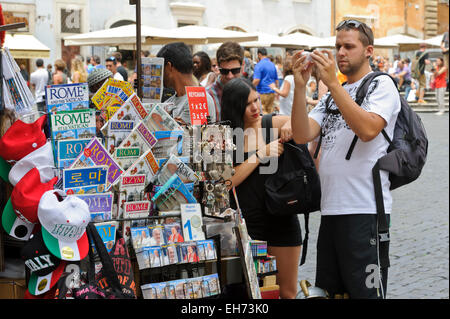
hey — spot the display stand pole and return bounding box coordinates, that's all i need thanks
[130,0,142,99]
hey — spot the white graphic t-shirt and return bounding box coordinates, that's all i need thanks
[309,72,401,216]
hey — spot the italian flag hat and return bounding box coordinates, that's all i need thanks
[2,168,58,241]
[37,189,91,261]
[27,260,66,296]
[0,114,47,162]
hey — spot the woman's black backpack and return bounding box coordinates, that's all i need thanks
[262,114,321,265]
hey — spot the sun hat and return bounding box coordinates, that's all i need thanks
[38,189,91,261]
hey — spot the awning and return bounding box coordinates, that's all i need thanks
[4,34,50,59]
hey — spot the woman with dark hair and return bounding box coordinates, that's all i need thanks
[193,51,216,87]
[222,77,302,299]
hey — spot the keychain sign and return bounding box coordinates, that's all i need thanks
[186,86,209,125]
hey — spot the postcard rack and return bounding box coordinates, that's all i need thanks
[117,214,224,299]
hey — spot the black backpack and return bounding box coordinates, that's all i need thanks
[262,114,321,265]
[314,71,428,268]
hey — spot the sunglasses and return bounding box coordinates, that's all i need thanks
[336,20,373,45]
[219,67,241,76]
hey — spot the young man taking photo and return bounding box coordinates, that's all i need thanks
[291,20,401,299]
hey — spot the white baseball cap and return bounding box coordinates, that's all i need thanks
[38,189,91,261]
[8,141,56,187]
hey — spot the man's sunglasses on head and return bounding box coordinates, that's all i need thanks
[219,67,241,75]
[336,19,373,45]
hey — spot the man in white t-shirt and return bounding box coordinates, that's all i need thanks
[291,20,400,299]
[157,42,216,125]
[105,56,124,81]
[30,59,49,113]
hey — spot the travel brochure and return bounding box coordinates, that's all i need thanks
[115,121,157,157]
[63,166,108,195]
[56,138,91,169]
[103,120,135,155]
[74,192,114,222]
[123,149,159,188]
[117,174,147,219]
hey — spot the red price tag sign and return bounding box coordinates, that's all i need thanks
[186,86,209,125]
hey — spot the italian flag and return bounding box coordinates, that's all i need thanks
[28,261,66,295]
[41,227,89,261]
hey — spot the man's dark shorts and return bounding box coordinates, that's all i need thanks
[315,214,390,299]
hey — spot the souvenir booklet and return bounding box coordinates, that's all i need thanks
[144,103,182,132]
[152,174,197,211]
[56,138,91,169]
[70,137,123,191]
[202,274,221,297]
[45,83,89,113]
[173,279,187,299]
[131,226,152,251]
[148,246,162,268]
[161,243,179,266]
[151,130,183,159]
[178,242,199,264]
[49,109,96,162]
[187,277,203,299]
[94,221,118,254]
[100,93,148,135]
[74,192,114,221]
[141,57,164,104]
[115,147,141,171]
[123,200,151,244]
[163,222,184,244]
[123,149,159,188]
[63,166,108,195]
[117,174,146,219]
[197,239,217,261]
[148,225,166,246]
[92,78,134,111]
[116,121,157,156]
[153,154,199,185]
[136,248,151,270]
[103,120,135,154]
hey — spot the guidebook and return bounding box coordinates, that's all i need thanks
[144,103,182,132]
[92,78,134,111]
[151,174,197,211]
[49,109,96,162]
[103,120,135,155]
[100,92,148,137]
[74,192,114,222]
[123,149,159,188]
[123,200,151,244]
[56,138,91,169]
[115,147,141,171]
[151,130,184,159]
[117,174,147,219]
[63,166,108,195]
[70,137,123,191]
[115,121,157,156]
[45,83,89,113]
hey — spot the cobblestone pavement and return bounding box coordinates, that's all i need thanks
[297,112,449,299]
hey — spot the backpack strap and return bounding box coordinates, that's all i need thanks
[345,72,397,160]
[261,113,276,144]
[313,94,333,159]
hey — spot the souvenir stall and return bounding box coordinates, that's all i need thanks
[0,13,278,300]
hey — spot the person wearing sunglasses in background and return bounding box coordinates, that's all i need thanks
[291,20,401,299]
[206,41,245,123]
[105,56,124,81]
